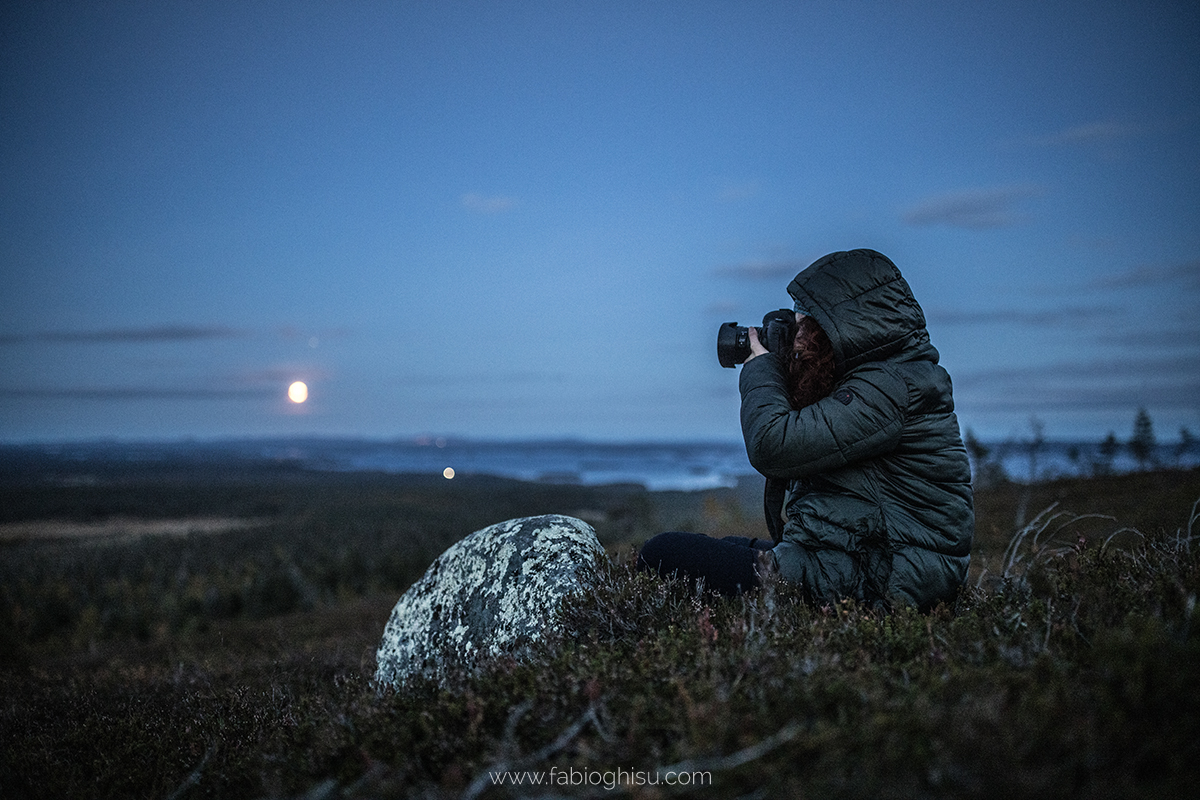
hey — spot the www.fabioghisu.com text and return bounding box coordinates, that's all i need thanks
[489,766,712,791]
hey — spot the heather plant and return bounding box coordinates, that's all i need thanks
[0,473,660,652]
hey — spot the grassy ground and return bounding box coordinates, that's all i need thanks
[1,459,1198,798]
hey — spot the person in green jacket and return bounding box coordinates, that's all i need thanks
[638,249,974,610]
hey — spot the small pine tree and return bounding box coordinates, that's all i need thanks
[1176,427,1195,465]
[1095,431,1120,476]
[1026,416,1045,482]
[964,427,990,463]
[1128,407,1157,470]
[963,427,1006,485]
[1067,444,1081,474]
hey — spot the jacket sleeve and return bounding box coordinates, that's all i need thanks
[739,353,907,479]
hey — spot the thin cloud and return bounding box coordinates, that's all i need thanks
[961,354,1197,384]
[927,304,1117,327]
[1031,120,1143,147]
[901,185,1043,230]
[1094,326,1200,349]
[276,326,351,347]
[0,387,273,400]
[711,259,805,281]
[0,325,246,345]
[956,354,1200,411]
[716,181,760,202]
[705,300,743,317]
[1085,259,1200,291]
[398,370,565,387]
[227,366,329,386]
[461,193,518,213]
[961,381,1200,411]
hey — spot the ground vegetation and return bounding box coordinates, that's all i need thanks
[1,453,1198,798]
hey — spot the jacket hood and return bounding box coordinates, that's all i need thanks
[787,249,932,377]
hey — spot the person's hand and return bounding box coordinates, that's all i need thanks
[744,326,769,362]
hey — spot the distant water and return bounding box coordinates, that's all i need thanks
[273,438,1196,486]
[7,438,756,492]
[257,438,757,491]
[6,437,1196,491]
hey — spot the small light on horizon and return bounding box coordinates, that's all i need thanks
[443,467,455,479]
[288,381,308,403]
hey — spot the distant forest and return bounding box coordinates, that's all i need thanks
[965,407,1197,485]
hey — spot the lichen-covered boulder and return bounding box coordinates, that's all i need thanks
[374,514,604,688]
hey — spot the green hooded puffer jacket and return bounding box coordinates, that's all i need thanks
[739,249,974,610]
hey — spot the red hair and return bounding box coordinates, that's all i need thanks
[787,316,836,409]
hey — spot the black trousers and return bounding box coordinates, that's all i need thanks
[636,531,773,596]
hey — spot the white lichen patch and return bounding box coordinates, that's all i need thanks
[374,514,604,688]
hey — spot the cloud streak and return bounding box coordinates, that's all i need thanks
[927,304,1118,327]
[0,387,274,400]
[1085,259,1200,291]
[461,193,518,213]
[901,185,1043,230]
[0,325,246,345]
[396,370,566,388]
[959,379,1200,411]
[1094,327,1200,349]
[716,181,760,202]
[1030,120,1144,147]
[711,259,805,281]
[961,354,1197,383]
[955,354,1200,411]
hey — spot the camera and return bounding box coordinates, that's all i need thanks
[716,309,796,368]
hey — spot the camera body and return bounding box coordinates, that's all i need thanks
[716,309,796,368]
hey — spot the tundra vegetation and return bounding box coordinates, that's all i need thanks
[1,438,1198,798]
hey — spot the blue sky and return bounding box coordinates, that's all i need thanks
[2,0,1197,444]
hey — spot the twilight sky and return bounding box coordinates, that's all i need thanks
[2,0,1198,444]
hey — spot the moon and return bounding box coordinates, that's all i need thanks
[288,381,308,403]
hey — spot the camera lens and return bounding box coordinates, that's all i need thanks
[717,322,751,368]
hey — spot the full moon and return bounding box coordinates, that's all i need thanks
[288,381,308,403]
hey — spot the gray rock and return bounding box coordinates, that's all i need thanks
[374,514,604,688]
